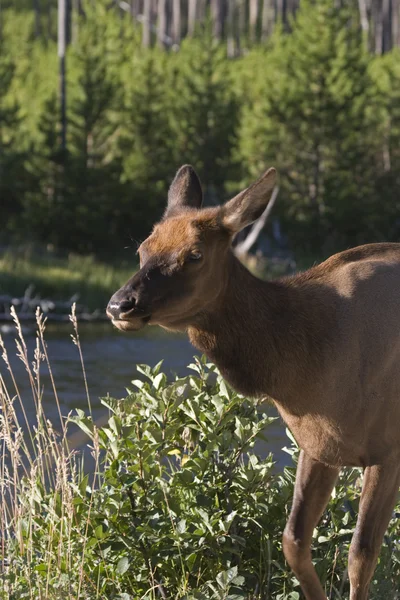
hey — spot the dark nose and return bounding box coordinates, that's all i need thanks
[106,294,136,320]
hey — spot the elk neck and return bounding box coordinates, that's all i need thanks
[188,252,336,408]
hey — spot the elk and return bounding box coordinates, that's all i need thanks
[107,165,400,600]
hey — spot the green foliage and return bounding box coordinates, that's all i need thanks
[2,335,399,598]
[238,0,384,253]
[56,3,122,252]
[369,48,400,240]
[0,245,136,310]
[115,47,175,239]
[0,36,27,231]
[71,358,281,597]
[2,1,400,257]
[168,29,239,201]
[24,3,126,252]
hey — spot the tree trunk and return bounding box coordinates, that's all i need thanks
[249,0,259,42]
[198,0,207,22]
[172,0,180,44]
[130,0,139,18]
[58,0,67,153]
[165,0,172,40]
[237,0,246,47]
[143,0,151,46]
[358,0,370,41]
[286,0,299,15]
[158,0,167,47]
[188,0,197,36]
[226,0,236,56]
[212,0,224,41]
[382,0,392,51]
[393,0,400,45]
[262,0,274,39]
[276,0,287,26]
[374,0,384,53]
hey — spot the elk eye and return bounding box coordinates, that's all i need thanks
[188,250,203,262]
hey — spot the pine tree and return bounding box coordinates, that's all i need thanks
[114,47,176,241]
[56,2,125,252]
[370,48,400,239]
[239,0,383,253]
[0,43,27,236]
[22,94,66,245]
[168,28,239,203]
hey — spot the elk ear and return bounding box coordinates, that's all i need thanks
[221,168,277,233]
[165,165,203,217]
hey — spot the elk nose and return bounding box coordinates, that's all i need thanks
[106,296,136,320]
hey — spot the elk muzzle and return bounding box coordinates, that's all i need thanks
[106,285,151,332]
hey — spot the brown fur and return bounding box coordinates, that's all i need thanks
[107,166,400,600]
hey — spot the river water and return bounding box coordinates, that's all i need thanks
[0,322,290,468]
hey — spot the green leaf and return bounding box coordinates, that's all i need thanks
[109,415,122,435]
[177,519,186,534]
[231,575,245,586]
[219,378,230,399]
[167,448,181,456]
[216,566,238,589]
[116,556,130,575]
[79,474,89,496]
[70,415,94,439]
[95,525,104,539]
[35,564,48,573]
[152,372,165,390]
[131,379,145,390]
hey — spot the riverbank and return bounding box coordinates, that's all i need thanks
[0,245,299,322]
[0,246,136,319]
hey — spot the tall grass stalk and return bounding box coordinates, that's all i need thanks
[36,307,67,443]
[0,308,96,599]
[70,302,92,415]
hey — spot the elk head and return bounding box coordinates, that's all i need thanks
[107,165,276,332]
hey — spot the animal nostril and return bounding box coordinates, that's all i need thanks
[119,299,136,314]
[107,296,136,319]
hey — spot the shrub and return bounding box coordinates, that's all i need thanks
[0,311,399,598]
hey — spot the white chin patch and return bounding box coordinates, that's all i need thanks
[112,319,146,332]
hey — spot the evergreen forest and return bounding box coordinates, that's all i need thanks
[2,0,400,258]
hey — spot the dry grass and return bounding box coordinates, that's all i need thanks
[0,306,99,599]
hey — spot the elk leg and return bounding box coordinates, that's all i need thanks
[348,461,400,600]
[282,450,340,600]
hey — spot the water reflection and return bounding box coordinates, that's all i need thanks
[0,323,289,468]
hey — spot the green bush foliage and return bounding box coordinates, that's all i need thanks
[2,0,400,256]
[2,321,399,599]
